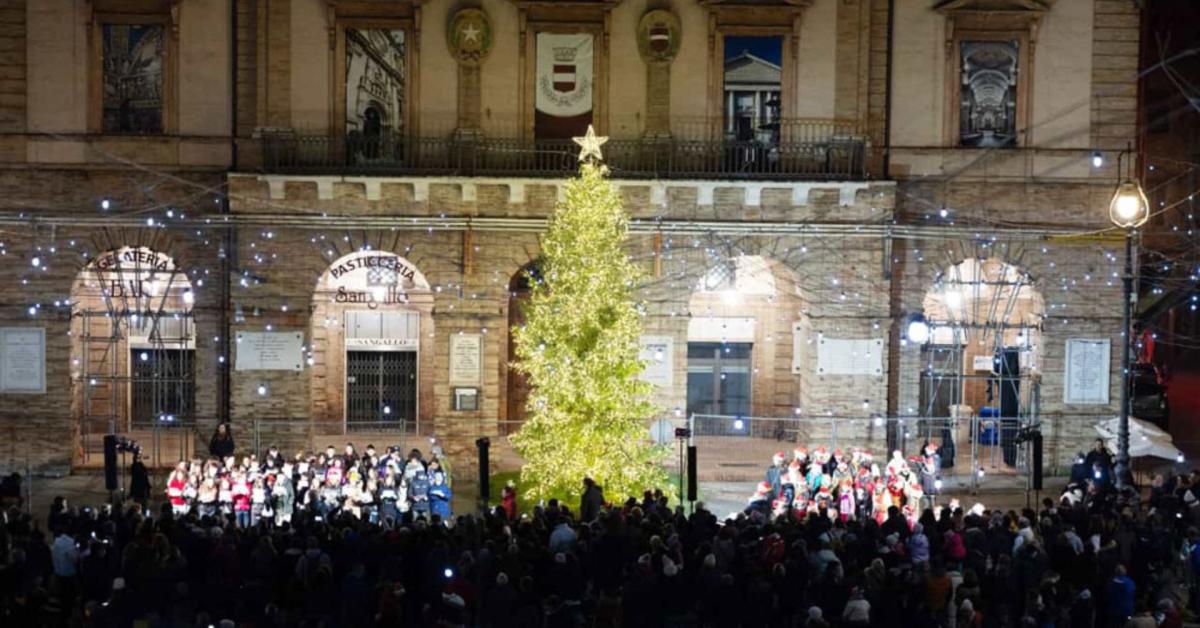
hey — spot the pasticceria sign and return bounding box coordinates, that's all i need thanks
[327,253,421,309]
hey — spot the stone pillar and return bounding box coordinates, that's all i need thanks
[447,8,493,138]
[257,0,291,131]
[636,10,681,139]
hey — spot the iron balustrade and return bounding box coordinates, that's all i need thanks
[261,125,868,180]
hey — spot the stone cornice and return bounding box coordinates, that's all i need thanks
[235,174,882,208]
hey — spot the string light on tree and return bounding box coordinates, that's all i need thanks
[510,128,669,504]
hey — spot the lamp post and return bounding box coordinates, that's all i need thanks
[1108,158,1149,491]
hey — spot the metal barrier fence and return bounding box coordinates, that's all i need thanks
[249,417,530,460]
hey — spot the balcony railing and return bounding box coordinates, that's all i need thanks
[260,120,869,181]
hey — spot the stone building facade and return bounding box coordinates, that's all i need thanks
[0,0,1143,484]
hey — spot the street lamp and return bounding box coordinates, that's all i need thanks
[1108,156,1149,491]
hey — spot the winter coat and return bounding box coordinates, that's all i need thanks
[1106,574,1135,621]
[209,433,235,459]
[409,474,431,512]
[944,530,967,562]
[580,484,604,522]
[429,481,452,519]
[129,461,151,500]
[272,476,294,514]
[908,524,931,564]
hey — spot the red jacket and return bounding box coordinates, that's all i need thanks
[232,482,251,512]
[167,476,188,506]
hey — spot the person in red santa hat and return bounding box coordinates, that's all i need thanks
[746,481,773,516]
[887,472,906,509]
[906,481,924,515]
[872,470,889,524]
[837,478,856,522]
[816,477,834,514]
[829,448,845,477]
[793,447,810,475]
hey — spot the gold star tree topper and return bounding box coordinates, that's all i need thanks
[572,125,608,162]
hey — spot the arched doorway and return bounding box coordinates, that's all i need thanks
[505,261,541,427]
[70,247,195,464]
[309,251,434,433]
[685,255,806,421]
[917,257,1045,470]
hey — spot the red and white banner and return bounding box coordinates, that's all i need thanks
[536,33,593,119]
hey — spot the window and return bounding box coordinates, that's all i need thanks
[88,0,178,135]
[958,40,1019,148]
[936,0,1048,148]
[686,342,752,418]
[723,36,783,145]
[102,23,165,134]
[327,0,418,147]
[344,28,406,162]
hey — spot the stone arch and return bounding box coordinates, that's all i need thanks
[69,246,196,463]
[504,259,543,424]
[684,254,809,420]
[916,256,1046,468]
[308,250,435,431]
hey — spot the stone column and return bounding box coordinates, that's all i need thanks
[637,10,681,139]
[447,8,493,139]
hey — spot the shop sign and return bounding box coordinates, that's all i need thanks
[328,254,417,284]
[94,247,174,272]
[345,337,418,350]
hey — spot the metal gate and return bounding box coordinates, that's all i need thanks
[129,348,195,425]
[346,351,416,427]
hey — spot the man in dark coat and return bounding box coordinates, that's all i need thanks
[580,477,604,522]
[129,454,151,509]
[208,422,235,459]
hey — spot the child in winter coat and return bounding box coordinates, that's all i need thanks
[429,471,452,520]
[409,469,431,516]
[251,477,268,525]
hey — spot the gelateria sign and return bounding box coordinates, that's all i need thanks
[94,247,176,272]
[325,253,425,309]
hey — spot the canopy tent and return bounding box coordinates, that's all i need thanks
[1094,417,1182,461]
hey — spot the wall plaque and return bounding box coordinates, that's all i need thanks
[816,337,884,376]
[449,333,482,386]
[0,328,45,393]
[639,335,674,387]
[1064,338,1110,404]
[236,331,304,371]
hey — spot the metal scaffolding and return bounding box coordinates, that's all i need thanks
[76,249,196,467]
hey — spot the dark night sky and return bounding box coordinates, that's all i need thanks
[724,36,782,65]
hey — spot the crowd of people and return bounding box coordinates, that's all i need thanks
[747,444,944,526]
[2,431,1199,627]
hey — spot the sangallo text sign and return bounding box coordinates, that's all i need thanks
[335,286,409,308]
[345,337,418,350]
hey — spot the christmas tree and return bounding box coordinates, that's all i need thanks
[510,126,669,505]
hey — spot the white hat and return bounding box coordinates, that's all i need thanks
[112,577,126,591]
[808,606,823,620]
